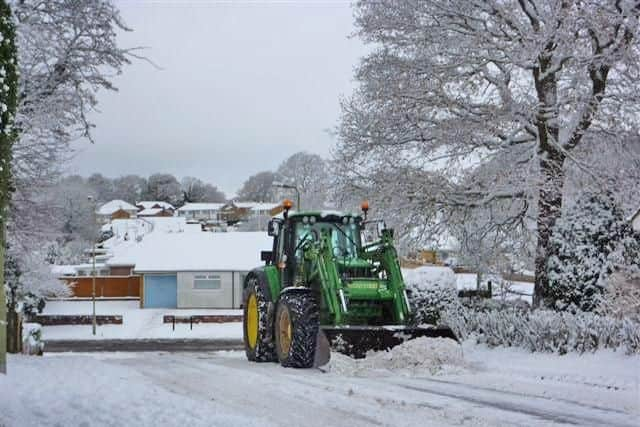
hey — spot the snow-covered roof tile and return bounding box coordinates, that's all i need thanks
[234,202,281,210]
[108,231,271,272]
[138,208,166,216]
[177,203,226,212]
[136,201,175,210]
[97,200,138,215]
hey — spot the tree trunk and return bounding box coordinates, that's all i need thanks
[0,227,5,372]
[533,149,565,307]
[6,307,21,354]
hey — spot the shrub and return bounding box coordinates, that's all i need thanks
[404,266,462,325]
[443,306,640,355]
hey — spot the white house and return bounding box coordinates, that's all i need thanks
[97,200,138,223]
[176,203,226,222]
[107,231,272,309]
[234,202,282,216]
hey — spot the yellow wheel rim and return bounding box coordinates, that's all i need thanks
[278,308,292,356]
[246,294,258,350]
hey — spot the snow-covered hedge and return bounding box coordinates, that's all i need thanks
[443,307,640,355]
[404,266,462,325]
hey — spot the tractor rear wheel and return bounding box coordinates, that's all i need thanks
[243,278,276,362]
[274,291,319,368]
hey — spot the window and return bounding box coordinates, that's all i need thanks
[194,274,221,290]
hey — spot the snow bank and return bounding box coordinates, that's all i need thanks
[329,337,467,377]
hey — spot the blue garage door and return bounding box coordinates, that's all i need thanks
[144,274,177,308]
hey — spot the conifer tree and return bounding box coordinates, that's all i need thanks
[547,192,633,312]
[0,0,18,373]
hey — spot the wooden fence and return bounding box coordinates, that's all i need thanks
[62,276,141,298]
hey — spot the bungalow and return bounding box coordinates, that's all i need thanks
[107,231,271,309]
[97,200,138,223]
[176,203,225,222]
[136,201,175,217]
[220,201,284,224]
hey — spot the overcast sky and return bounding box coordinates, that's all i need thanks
[70,0,365,196]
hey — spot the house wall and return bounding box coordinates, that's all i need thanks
[111,209,132,220]
[633,214,640,232]
[177,271,246,308]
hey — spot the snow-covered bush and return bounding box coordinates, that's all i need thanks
[599,273,640,323]
[404,266,462,325]
[444,307,640,355]
[22,323,44,356]
[547,192,637,312]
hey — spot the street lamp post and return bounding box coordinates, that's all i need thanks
[272,182,300,210]
[88,196,97,335]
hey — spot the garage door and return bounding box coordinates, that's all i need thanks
[144,274,177,308]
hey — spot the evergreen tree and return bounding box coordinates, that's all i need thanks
[0,0,18,373]
[546,192,632,312]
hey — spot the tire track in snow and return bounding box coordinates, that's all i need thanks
[417,376,629,415]
[384,379,637,427]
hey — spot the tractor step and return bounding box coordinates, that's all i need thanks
[320,325,457,359]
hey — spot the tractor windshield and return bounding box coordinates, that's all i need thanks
[295,220,360,260]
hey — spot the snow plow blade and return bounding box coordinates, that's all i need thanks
[321,325,457,359]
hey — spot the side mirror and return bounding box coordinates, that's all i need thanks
[261,251,273,264]
[267,219,281,237]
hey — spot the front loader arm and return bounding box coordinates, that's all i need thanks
[360,230,411,323]
[301,233,347,325]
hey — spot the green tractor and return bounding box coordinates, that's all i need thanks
[243,200,456,368]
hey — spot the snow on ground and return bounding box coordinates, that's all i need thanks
[41,300,242,340]
[455,272,534,303]
[1,339,638,427]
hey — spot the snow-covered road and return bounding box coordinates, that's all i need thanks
[1,342,638,427]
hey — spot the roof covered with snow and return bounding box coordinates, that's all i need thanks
[232,202,281,211]
[107,231,272,272]
[177,203,226,212]
[51,265,78,276]
[136,201,175,211]
[97,200,138,215]
[138,208,169,216]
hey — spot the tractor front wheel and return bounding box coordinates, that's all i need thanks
[274,291,319,368]
[243,278,276,362]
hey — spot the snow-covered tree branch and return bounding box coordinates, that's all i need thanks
[335,0,640,306]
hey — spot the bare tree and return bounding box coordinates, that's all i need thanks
[181,176,226,204]
[276,151,329,210]
[145,173,181,205]
[336,0,639,306]
[112,174,148,203]
[237,171,277,202]
[4,0,135,352]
